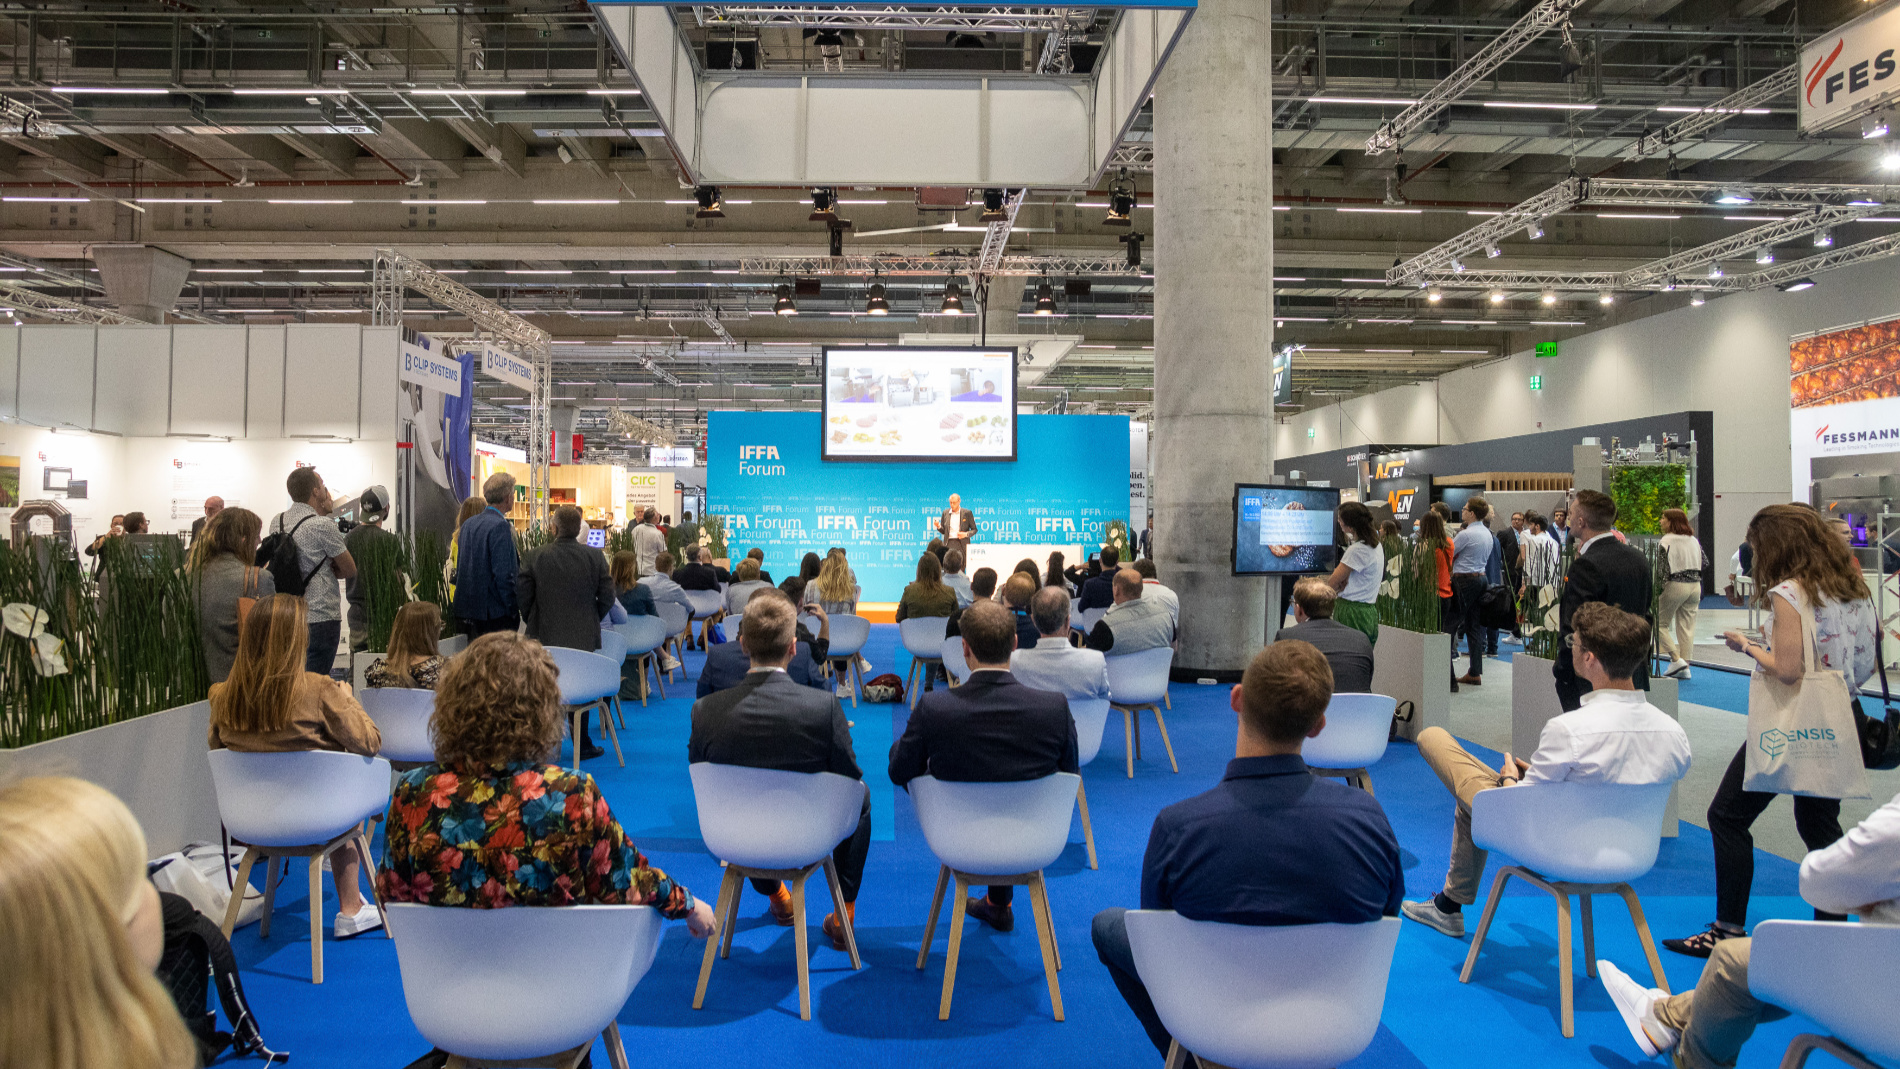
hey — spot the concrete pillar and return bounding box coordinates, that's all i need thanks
[982,276,1025,340]
[551,405,579,465]
[1153,0,1274,679]
[92,244,191,323]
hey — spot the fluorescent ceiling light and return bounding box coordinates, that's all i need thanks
[1482,101,1597,110]
[407,88,528,96]
[1655,106,1770,114]
[194,268,263,274]
[1338,207,1421,213]
[3,196,87,202]
[1723,215,1786,221]
[1339,277,1391,284]
[1538,320,1587,325]
[1271,276,1306,281]
[1466,210,1504,216]
[1307,96,1419,105]
[1274,316,1330,322]
[268,199,352,204]
[50,86,167,94]
[136,197,224,203]
[838,199,886,205]
[584,89,644,96]
[1441,319,1497,324]
[533,199,617,205]
[1597,213,1681,219]
[1855,216,1900,222]
[505,269,573,275]
[1713,191,1754,205]
[231,87,352,96]
[1365,348,1414,352]
[565,310,622,315]
[430,200,487,205]
[1441,349,1489,353]
[1272,206,1289,211]
[296,269,363,274]
[610,269,677,275]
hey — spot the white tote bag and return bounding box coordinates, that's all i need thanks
[1743,604,1870,800]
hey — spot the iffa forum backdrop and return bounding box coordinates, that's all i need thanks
[708,411,1130,601]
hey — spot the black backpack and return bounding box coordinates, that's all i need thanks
[255,515,324,596]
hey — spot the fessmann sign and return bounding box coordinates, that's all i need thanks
[1799,0,1900,135]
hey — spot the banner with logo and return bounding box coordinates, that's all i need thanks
[1272,348,1293,406]
[1369,474,1432,535]
[1800,1,1900,135]
[397,327,473,539]
[1789,314,1900,493]
[479,344,535,393]
[626,470,676,521]
[398,331,464,394]
[709,411,1128,601]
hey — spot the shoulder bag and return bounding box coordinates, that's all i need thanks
[1743,597,1871,799]
[1855,633,1900,770]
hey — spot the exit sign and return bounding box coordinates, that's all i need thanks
[1536,341,1559,358]
[1307,427,1317,439]
[1529,374,1543,390]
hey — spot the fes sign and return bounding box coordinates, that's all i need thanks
[1799,0,1900,134]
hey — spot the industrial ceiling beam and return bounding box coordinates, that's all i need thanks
[739,254,1143,276]
[1624,64,1797,161]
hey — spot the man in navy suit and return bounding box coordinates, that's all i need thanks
[889,600,1079,933]
[698,588,831,698]
[1553,489,1653,711]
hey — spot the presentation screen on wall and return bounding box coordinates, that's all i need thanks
[1232,484,1341,576]
[821,345,1018,462]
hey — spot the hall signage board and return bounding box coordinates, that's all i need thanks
[479,344,535,393]
[1788,313,1900,493]
[397,330,462,394]
[1272,348,1293,405]
[1799,0,1900,134]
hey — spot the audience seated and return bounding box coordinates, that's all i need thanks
[945,567,1000,639]
[688,595,870,949]
[1600,787,1900,1069]
[723,557,773,616]
[889,601,1078,932]
[639,551,695,622]
[366,601,447,690]
[1000,573,1042,651]
[1091,640,1405,1059]
[1275,578,1374,694]
[1130,559,1179,628]
[744,546,773,585]
[609,551,659,616]
[700,588,832,697]
[805,552,861,616]
[1009,587,1111,702]
[895,552,958,622]
[1077,547,1121,611]
[1402,603,1692,937]
[1085,568,1176,655]
[941,549,975,608]
[673,544,728,591]
[0,775,197,1069]
[209,593,383,938]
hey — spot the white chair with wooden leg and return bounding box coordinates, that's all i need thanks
[388,902,662,1069]
[1066,696,1111,870]
[899,616,950,709]
[1126,911,1402,1069]
[688,763,865,1021]
[684,589,725,651]
[1459,780,1675,1038]
[655,602,690,680]
[613,616,670,705]
[207,749,392,984]
[359,688,437,770]
[1301,693,1395,794]
[1751,919,1900,1069]
[910,772,1080,1021]
[941,635,970,685]
[824,615,872,706]
[546,647,626,771]
[1106,646,1178,778]
[596,628,629,730]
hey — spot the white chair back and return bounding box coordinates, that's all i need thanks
[689,763,865,871]
[656,602,689,638]
[941,635,970,683]
[613,615,668,656]
[1106,646,1175,706]
[597,627,628,664]
[1070,697,1112,767]
[684,589,724,620]
[1078,606,1107,632]
[719,613,745,644]
[208,750,392,847]
[826,614,871,658]
[388,903,661,1063]
[1069,598,1081,620]
[358,687,437,764]
[1126,912,1402,1069]
[1303,693,1396,771]
[909,773,1080,875]
[546,646,621,705]
[1471,781,1673,885]
[899,616,950,658]
[1751,919,1900,1064]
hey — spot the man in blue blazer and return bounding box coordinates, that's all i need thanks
[889,600,1079,933]
[698,588,832,698]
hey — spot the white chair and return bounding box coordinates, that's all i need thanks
[1303,693,1396,794]
[910,773,1080,1021]
[825,615,872,707]
[655,602,690,679]
[1068,696,1112,870]
[208,749,392,984]
[718,613,744,644]
[358,687,437,768]
[596,628,629,729]
[1460,781,1675,1037]
[1078,606,1107,632]
[1751,919,1900,1069]
[614,616,670,705]
[1106,646,1178,778]
[941,634,970,685]
[684,589,725,648]
[1069,598,1081,620]
[899,616,950,709]
[689,763,865,1020]
[1126,912,1402,1069]
[547,647,626,771]
[388,903,662,1069]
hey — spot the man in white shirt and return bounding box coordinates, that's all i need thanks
[1600,792,1900,1068]
[1010,587,1111,701]
[1449,497,1497,685]
[1403,602,1691,937]
[1130,559,1179,629]
[631,507,667,576]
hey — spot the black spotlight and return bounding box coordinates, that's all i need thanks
[865,282,890,315]
[1119,232,1144,268]
[1032,280,1057,316]
[774,283,798,315]
[828,225,845,257]
[809,187,837,222]
[693,185,724,219]
[939,281,966,315]
[1105,170,1136,227]
[980,188,1008,223]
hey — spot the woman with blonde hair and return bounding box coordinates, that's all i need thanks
[724,556,772,616]
[444,494,488,602]
[0,776,196,1069]
[1657,507,1707,680]
[191,506,273,685]
[211,593,384,938]
[807,550,860,615]
[367,600,446,689]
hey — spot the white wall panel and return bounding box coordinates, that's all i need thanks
[0,327,21,420]
[93,327,172,438]
[168,325,249,438]
[246,325,285,437]
[360,327,399,438]
[282,324,362,439]
[19,326,95,430]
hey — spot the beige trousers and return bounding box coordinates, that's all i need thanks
[1417,726,1507,904]
[1657,580,1701,662]
[1651,938,1787,1069]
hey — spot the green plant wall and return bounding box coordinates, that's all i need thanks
[1376,536,1442,634]
[1608,464,1688,537]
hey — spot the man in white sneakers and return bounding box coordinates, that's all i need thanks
[1600,789,1900,1068]
[1402,602,1691,937]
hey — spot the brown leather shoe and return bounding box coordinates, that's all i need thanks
[965,895,1014,932]
[821,905,856,950]
[766,884,795,927]
[1457,674,1483,686]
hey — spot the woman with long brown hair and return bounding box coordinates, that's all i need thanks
[1664,503,1876,959]
[1044,550,1073,595]
[191,507,273,685]
[444,494,487,602]
[1416,511,1457,691]
[895,550,956,622]
[366,601,445,689]
[209,593,384,938]
[1325,500,1384,644]
[1657,507,1706,680]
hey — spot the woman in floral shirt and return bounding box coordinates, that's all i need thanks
[379,631,717,929]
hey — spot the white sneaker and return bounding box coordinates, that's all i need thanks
[1400,898,1466,938]
[1599,960,1677,1058]
[856,655,872,673]
[660,654,682,672]
[836,682,856,699]
[333,902,384,939]
[1666,660,1690,679]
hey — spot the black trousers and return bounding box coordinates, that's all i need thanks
[1450,574,1487,677]
[748,791,872,904]
[306,619,342,676]
[462,613,518,639]
[1708,744,1846,927]
[1093,907,1174,1058]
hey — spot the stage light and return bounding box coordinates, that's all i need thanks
[1708,264,1724,279]
[1490,290,1505,304]
[1485,244,1502,258]
[1451,259,1465,273]
[694,185,725,218]
[1598,290,1614,305]
[1866,112,1891,139]
[1526,224,1545,240]
[1690,292,1706,306]
[1033,280,1057,315]
[1427,288,1443,303]
[1780,277,1817,292]
[773,283,797,315]
[864,282,890,315]
[979,188,1008,223]
[808,187,837,222]
[1540,291,1557,305]
[1884,149,1900,170]
[1714,189,1753,205]
[1661,277,1677,292]
[939,281,966,315]
[1105,170,1136,227]
[1757,247,1775,264]
[1815,229,1835,247]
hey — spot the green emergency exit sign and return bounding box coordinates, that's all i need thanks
[1529,374,1543,390]
[1535,341,1559,359]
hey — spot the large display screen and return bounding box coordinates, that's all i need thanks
[821,345,1018,462]
[1233,484,1342,576]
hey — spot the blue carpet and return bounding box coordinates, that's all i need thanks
[224,625,1825,1068]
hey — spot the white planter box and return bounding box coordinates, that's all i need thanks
[1512,653,1680,838]
[1372,624,1452,742]
[0,701,219,856]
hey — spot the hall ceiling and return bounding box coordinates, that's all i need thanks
[0,0,1882,458]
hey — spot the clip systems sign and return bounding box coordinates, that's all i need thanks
[1799,1,1900,134]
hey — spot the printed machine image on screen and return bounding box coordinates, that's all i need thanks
[822,346,1017,461]
[1232,485,1342,575]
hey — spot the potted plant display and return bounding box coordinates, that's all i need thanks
[1370,534,1453,742]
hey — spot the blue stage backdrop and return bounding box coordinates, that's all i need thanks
[708,411,1129,602]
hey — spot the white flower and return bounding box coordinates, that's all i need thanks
[1542,605,1561,630]
[1537,585,1555,609]
[1385,555,1403,577]
[2,603,47,639]
[1379,579,1400,600]
[29,632,66,677]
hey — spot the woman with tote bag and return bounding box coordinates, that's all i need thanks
[1663,504,1876,959]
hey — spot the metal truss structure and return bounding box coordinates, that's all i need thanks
[1365,0,1583,156]
[605,409,675,446]
[976,189,1028,274]
[739,254,1144,276]
[1618,206,1886,289]
[0,283,134,325]
[1415,230,1900,294]
[1625,64,1797,161]
[687,5,1096,31]
[1105,142,1154,173]
[1390,177,1585,285]
[1585,179,1897,210]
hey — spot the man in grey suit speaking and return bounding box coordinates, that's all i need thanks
[938,492,978,558]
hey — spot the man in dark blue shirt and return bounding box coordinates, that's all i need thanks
[452,472,521,638]
[1076,546,1120,611]
[1091,639,1405,1059]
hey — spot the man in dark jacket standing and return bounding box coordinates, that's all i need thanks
[518,504,615,758]
[1554,489,1653,711]
[453,472,521,639]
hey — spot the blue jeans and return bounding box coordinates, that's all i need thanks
[1092,908,1174,1058]
[306,619,342,676]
